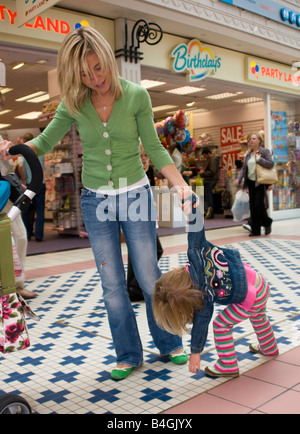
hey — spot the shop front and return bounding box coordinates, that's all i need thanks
[140,34,300,221]
[0,1,299,227]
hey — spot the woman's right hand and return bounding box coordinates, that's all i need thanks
[234,179,239,186]
[0,140,14,160]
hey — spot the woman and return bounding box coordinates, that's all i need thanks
[0,27,193,380]
[235,133,273,236]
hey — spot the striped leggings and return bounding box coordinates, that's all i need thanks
[213,274,278,374]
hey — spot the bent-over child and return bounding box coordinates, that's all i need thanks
[153,203,278,378]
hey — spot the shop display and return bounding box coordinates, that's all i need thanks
[272,117,300,211]
[41,113,85,235]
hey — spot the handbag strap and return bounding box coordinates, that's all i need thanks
[0,214,17,296]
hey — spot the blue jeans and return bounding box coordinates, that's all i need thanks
[81,185,182,366]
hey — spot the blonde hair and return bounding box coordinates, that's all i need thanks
[153,267,204,336]
[247,132,264,146]
[57,26,123,115]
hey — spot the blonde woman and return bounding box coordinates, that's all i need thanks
[0,27,193,380]
[235,133,274,236]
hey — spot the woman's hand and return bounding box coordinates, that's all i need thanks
[189,353,201,374]
[234,179,239,186]
[0,140,14,160]
[174,186,199,215]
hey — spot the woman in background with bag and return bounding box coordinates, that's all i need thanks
[235,133,274,236]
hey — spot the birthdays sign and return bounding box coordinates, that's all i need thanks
[171,39,222,82]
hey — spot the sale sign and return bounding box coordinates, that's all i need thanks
[220,125,243,170]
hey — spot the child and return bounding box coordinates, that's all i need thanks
[153,203,278,378]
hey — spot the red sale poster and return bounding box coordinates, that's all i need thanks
[220,125,243,170]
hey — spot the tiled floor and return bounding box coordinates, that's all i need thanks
[1,218,300,414]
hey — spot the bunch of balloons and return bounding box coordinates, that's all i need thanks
[155,110,196,153]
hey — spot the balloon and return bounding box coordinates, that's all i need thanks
[175,128,190,145]
[181,137,196,153]
[155,121,166,140]
[175,110,185,128]
[164,117,176,135]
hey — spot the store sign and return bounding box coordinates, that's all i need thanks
[16,0,60,27]
[171,39,222,82]
[247,57,300,91]
[219,0,300,29]
[0,1,93,43]
[220,125,243,170]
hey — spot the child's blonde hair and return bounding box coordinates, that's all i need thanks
[153,267,204,336]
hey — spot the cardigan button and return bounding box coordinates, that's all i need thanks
[108,180,114,187]
[107,165,112,171]
[103,132,109,138]
[105,149,111,155]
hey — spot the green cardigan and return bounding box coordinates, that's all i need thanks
[31,78,173,190]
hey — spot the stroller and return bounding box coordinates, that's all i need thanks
[0,144,43,414]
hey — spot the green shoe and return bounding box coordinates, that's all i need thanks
[111,367,134,380]
[169,350,188,365]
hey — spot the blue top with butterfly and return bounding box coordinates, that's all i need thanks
[187,203,247,354]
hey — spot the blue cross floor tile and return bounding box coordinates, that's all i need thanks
[0,238,299,414]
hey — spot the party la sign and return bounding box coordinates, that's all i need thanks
[248,57,300,91]
[171,39,222,82]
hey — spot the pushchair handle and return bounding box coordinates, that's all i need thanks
[7,144,43,222]
[7,144,43,194]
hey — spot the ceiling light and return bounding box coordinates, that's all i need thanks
[15,111,42,120]
[206,92,238,100]
[186,102,195,107]
[0,109,12,115]
[185,108,208,113]
[16,91,47,102]
[27,93,50,103]
[166,86,204,95]
[233,97,263,103]
[0,123,11,129]
[13,62,25,70]
[141,79,166,89]
[0,88,13,95]
[153,105,178,112]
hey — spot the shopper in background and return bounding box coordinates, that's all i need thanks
[200,147,219,219]
[0,26,195,380]
[127,144,163,302]
[153,204,279,378]
[181,152,193,185]
[18,133,46,242]
[235,133,273,236]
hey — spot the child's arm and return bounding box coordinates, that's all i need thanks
[189,353,201,374]
[191,297,214,355]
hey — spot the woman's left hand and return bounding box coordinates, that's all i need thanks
[174,186,199,215]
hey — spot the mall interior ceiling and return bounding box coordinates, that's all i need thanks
[0,0,299,133]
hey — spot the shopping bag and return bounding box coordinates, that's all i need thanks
[0,214,39,354]
[231,190,250,222]
[256,164,278,185]
[0,293,39,354]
